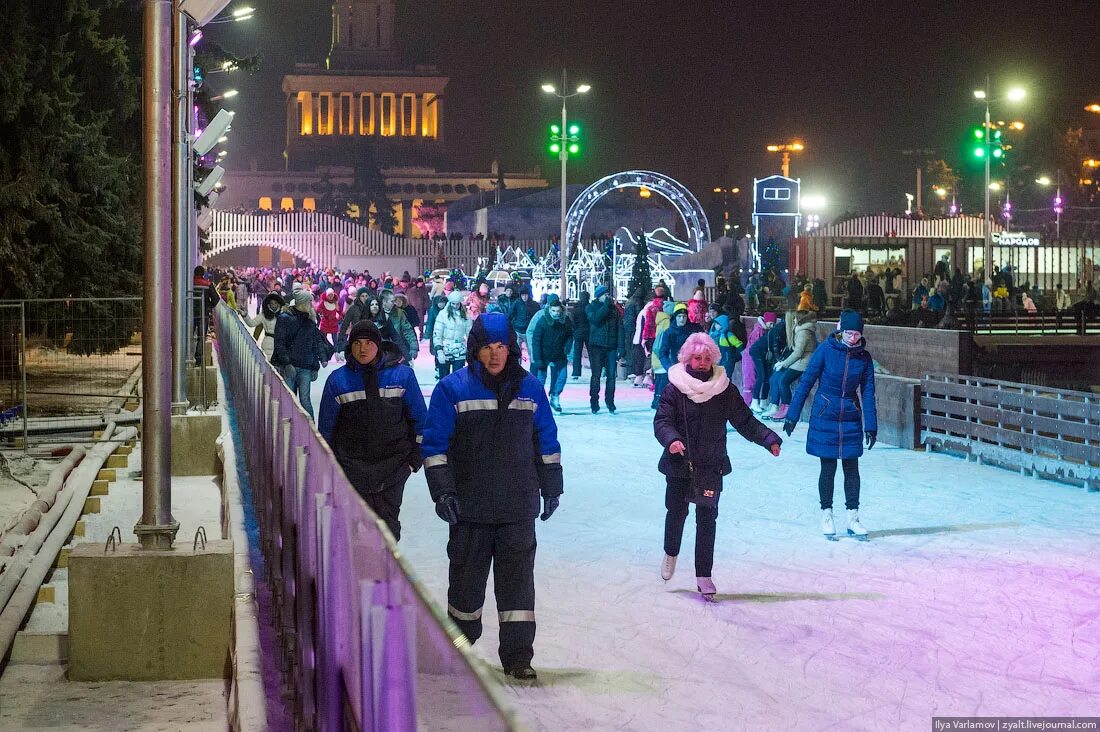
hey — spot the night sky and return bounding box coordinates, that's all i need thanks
[204,0,1100,219]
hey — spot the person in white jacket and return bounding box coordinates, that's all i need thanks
[243,292,285,362]
[762,311,818,421]
[431,290,473,379]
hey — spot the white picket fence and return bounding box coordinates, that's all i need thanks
[206,210,559,273]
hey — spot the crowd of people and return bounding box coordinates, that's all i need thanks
[195,262,882,679]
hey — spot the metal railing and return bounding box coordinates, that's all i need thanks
[921,373,1100,492]
[213,303,516,732]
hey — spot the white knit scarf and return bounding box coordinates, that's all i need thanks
[667,363,729,404]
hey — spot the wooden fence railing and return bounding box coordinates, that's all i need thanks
[921,373,1099,491]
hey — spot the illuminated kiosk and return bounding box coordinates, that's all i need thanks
[561,171,712,298]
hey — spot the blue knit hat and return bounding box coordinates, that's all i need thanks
[466,312,520,365]
[838,310,864,333]
[594,285,609,299]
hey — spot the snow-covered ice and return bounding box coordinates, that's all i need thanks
[308,347,1100,731]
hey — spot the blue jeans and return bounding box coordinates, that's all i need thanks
[768,367,803,405]
[536,361,568,397]
[282,365,316,419]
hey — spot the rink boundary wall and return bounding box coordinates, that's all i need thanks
[213,303,519,731]
[921,374,1100,492]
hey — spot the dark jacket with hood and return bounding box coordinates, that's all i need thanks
[318,339,427,496]
[658,304,704,370]
[421,313,563,524]
[654,364,780,480]
[339,289,373,340]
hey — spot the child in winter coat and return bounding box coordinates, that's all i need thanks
[708,314,744,381]
[316,288,343,346]
[649,305,673,408]
[464,282,491,319]
[798,283,815,311]
[687,289,708,325]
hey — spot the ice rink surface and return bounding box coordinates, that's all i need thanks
[312,349,1100,732]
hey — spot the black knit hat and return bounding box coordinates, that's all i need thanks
[345,320,383,358]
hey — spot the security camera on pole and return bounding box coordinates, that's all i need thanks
[541,72,590,301]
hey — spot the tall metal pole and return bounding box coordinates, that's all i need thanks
[136,0,180,550]
[983,81,992,281]
[558,70,569,302]
[171,10,190,414]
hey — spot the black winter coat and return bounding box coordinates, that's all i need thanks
[572,294,591,341]
[272,309,330,370]
[586,298,624,352]
[531,314,574,367]
[654,366,779,478]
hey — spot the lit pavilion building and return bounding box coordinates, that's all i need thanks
[217,0,545,239]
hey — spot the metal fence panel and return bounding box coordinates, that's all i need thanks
[214,302,517,732]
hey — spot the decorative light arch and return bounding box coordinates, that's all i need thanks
[203,239,315,267]
[564,170,712,254]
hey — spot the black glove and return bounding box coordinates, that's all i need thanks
[540,496,559,521]
[783,420,797,437]
[865,431,877,450]
[434,494,460,525]
[408,450,423,473]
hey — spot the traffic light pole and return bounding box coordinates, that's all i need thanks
[983,99,992,282]
[559,95,568,302]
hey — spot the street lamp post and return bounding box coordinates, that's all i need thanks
[766,142,805,177]
[974,82,1024,280]
[542,72,590,301]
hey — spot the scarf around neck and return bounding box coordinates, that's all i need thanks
[667,363,730,404]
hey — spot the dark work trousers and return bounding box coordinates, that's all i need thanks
[663,475,718,578]
[360,469,412,541]
[588,346,616,409]
[751,356,772,401]
[446,520,537,670]
[818,458,861,510]
[631,343,647,377]
[571,339,587,377]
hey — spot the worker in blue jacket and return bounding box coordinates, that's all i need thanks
[318,320,426,541]
[421,312,563,682]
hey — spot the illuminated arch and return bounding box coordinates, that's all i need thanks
[564,170,712,254]
[203,238,316,267]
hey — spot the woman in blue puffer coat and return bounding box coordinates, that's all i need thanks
[783,310,877,541]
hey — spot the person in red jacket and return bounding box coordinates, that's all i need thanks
[316,288,343,350]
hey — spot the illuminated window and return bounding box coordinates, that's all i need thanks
[421,93,438,138]
[338,93,353,135]
[359,93,375,135]
[302,197,316,211]
[280,197,294,211]
[296,92,312,135]
[380,93,396,136]
[258,196,273,210]
[763,187,791,201]
[400,94,417,136]
[317,93,333,135]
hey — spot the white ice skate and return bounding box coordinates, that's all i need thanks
[846,509,869,541]
[821,509,837,540]
[750,398,763,413]
[761,402,779,418]
[661,554,677,581]
[697,577,717,602]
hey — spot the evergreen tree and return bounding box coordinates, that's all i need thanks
[0,0,143,354]
[628,231,653,298]
[349,146,397,234]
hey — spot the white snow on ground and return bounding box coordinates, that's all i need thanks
[312,345,1100,732]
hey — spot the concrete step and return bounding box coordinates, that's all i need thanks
[9,631,67,664]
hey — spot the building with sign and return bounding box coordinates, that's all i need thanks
[753,175,801,271]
